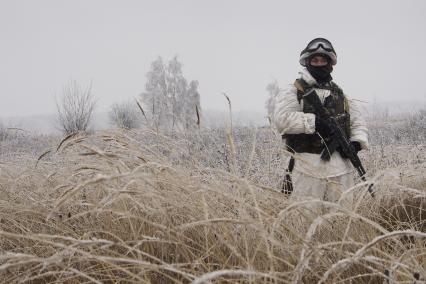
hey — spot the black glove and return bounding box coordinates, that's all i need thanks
[304,89,321,106]
[304,89,331,119]
[350,141,362,153]
[315,116,333,138]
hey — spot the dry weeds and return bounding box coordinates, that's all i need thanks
[0,128,425,283]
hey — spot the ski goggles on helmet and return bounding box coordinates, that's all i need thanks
[299,37,337,66]
[302,38,335,54]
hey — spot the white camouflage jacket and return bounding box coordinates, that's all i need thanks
[266,68,369,178]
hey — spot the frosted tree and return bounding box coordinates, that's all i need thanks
[0,120,8,141]
[167,56,187,129]
[265,79,280,124]
[180,80,201,130]
[141,56,201,131]
[141,57,169,130]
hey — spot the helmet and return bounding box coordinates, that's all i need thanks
[299,38,337,66]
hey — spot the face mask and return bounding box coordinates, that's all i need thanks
[307,64,333,83]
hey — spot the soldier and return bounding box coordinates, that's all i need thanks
[267,38,369,203]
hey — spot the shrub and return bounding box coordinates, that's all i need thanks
[56,80,96,135]
[108,100,141,129]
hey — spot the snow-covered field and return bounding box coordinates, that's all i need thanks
[0,109,425,283]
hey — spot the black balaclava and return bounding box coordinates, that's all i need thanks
[306,55,333,84]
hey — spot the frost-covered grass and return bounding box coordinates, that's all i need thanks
[0,113,425,283]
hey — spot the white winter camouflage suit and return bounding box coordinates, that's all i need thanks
[267,68,369,203]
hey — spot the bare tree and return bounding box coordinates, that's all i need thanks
[109,100,141,129]
[56,80,96,135]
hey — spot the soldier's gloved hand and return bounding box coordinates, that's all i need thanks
[304,89,331,119]
[315,116,333,137]
[304,89,320,106]
[350,141,362,153]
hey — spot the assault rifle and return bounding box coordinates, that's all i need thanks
[303,89,375,197]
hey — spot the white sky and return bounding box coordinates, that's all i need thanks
[1,0,426,117]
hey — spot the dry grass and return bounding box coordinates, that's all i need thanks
[0,128,425,283]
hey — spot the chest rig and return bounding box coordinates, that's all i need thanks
[283,78,351,154]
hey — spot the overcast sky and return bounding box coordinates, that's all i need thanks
[1,0,425,117]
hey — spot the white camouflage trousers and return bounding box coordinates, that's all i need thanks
[290,170,355,207]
